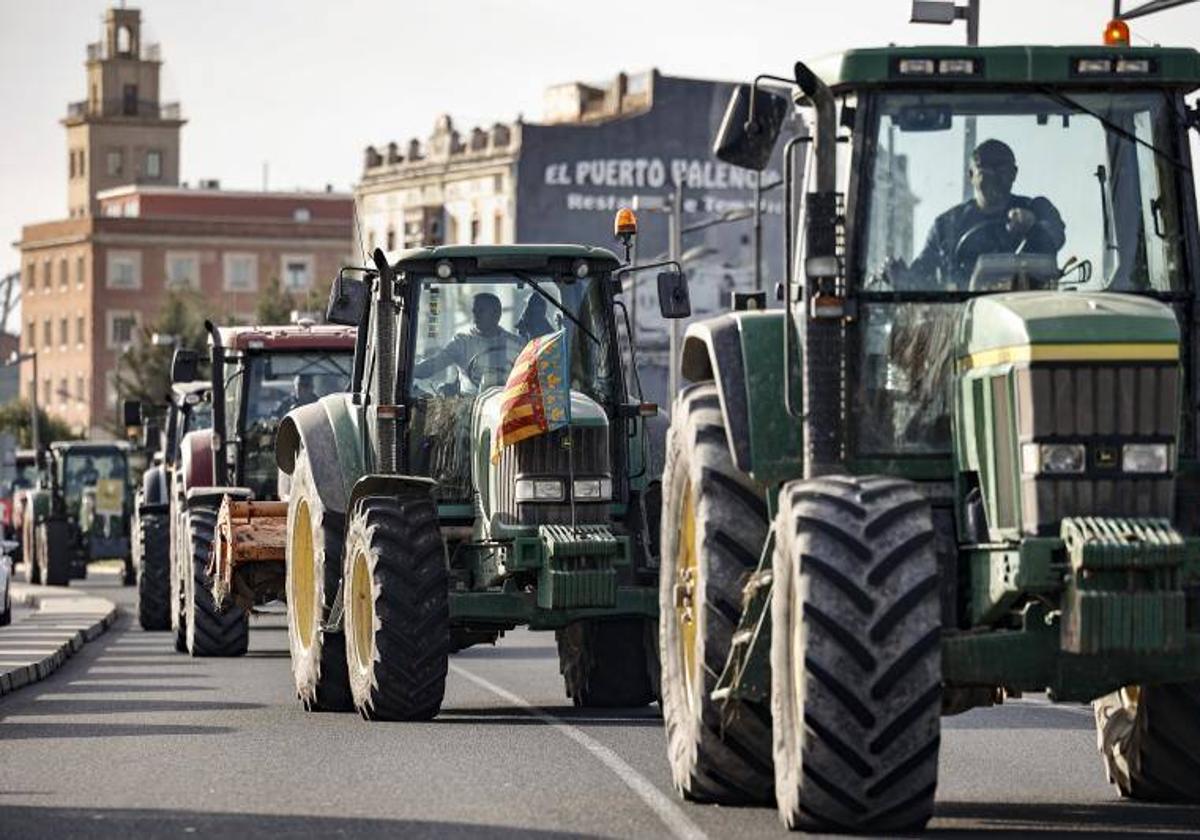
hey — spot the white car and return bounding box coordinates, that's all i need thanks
[0,538,15,626]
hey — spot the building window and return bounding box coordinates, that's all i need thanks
[69,150,76,179]
[79,149,85,177]
[165,252,200,289]
[76,375,85,401]
[146,150,161,179]
[58,378,68,404]
[41,259,51,289]
[42,379,50,407]
[59,318,68,348]
[26,320,35,351]
[493,212,504,244]
[386,228,396,251]
[293,207,310,222]
[106,251,142,289]
[223,253,258,292]
[470,217,481,245]
[106,149,123,177]
[24,261,34,291]
[59,257,69,288]
[76,316,86,346]
[42,319,51,347]
[107,310,141,349]
[281,255,314,292]
[76,255,86,287]
[123,84,138,116]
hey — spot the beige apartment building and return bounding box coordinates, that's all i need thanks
[15,6,352,437]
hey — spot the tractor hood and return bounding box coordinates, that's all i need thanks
[957,291,1180,370]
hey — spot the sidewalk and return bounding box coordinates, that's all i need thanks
[0,581,118,696]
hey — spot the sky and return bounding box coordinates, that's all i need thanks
[1,0,1198,327]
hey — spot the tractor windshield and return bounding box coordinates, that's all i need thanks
[408,273,619,499]
[855,88,1192,456]
[227,350,353,499]
[63,450,125,513]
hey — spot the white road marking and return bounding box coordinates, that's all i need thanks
[450,663,707,840]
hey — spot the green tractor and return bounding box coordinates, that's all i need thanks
[276,245,678,716]
[657,42,1200,831]
[29,442,134,586]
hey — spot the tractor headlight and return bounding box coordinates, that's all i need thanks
[1122,443,1170,474]
[515,478,564,502]
[1022,443,1086,474]
[572,478,612,501]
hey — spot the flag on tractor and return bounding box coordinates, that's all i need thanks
[490,328,571,463]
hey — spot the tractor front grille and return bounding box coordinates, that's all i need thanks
[1014,363,1178,534]
[494,425,609,527]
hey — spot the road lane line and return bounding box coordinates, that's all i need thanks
[450,663,707,840]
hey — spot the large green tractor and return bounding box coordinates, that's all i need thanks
[276,244,678,716]
[658,43,1200,831]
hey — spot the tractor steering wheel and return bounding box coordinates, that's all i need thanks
[465,345,518,388]
[953,218,1030,279]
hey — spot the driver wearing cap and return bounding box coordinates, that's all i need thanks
[413,292,524,386]
[887,139,1066,288]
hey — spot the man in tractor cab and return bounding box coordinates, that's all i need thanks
[887,139,1067,289]
[413,291,525,389]
[274,374,318,416]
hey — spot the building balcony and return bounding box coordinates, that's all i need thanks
[65,99,183,121]
[85,40,163,63]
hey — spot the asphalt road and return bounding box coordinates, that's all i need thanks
[1,571,1198,839]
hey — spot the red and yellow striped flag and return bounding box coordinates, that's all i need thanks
[491,329,571,463]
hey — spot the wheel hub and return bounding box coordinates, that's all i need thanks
[290,499,316,650]
[675,480,699,705]
[349,546,374,674]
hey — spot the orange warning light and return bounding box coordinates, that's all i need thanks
[614,207,638,238]
[1103,18,1130,46]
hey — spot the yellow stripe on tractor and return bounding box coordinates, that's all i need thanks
[959,342,1179,372]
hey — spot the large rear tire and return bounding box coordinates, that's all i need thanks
[772,475,942,833]
[556,618,657,708]
[136,513,171,630]
[37,520,72,587]
[286,450,353,712]
[1095,682,1200,802]
[184,503,249,657]
[659,383,774,804]
[170,506,188,652]
[24,514,40,585]
[343,494,448,721]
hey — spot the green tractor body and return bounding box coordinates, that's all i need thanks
[277,245,673,717]
[660,44,1200,830]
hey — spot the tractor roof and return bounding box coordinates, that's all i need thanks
[170,380,211,403]
[388,244,621,273]
[820,45,1200,92]
[214,323,356,352]
[49,441,130,454]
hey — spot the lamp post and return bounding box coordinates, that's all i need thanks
[5,350,40,456]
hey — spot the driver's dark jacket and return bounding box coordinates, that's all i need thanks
[414,327,525,380]
[907,194,1066,288]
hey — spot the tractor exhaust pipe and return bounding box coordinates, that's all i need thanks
[370,249,398,474]
[204,320,230,486]
[794,61,844,479]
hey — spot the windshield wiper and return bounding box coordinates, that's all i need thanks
[511,271,600,347]
[1037,87,1191,174]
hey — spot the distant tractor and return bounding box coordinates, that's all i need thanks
[3,448,39,571]
[657,37,1200,832]
[27,442,133,587]
[130,382,211,631]
[276,244,676,716]
[168,323,355,656]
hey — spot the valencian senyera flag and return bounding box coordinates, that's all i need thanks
[491,329,571,463]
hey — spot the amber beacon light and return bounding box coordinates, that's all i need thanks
[1104,18,1131,46]
[613,207,638,238]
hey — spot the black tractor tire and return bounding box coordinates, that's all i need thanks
[37,520,73,587]
[343,494,448,721]
[556,618,657,708]
[121,555,136,586]
[658,382,774,805]
[24,515,41,585]
[1095,682,1200,802]
[136,513,171,631]
[286,450,353,712]
[771,475,942,833]
[184,503,249,657]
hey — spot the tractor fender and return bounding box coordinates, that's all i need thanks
[179,429,214,493]
[347,474,438,520]
[275,394,363,517]
[139,465,170,513]
[185,487,252,510]
[679,310,802,487]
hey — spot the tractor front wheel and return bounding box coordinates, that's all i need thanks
[658,382,774,805]
[37,520,72,587]
[286,449,353,712]
[556,618,657,708]
[136,512,171,630]
[771,475,942,833]
[1095,682,1200,802]
[184,504,249,657]
[343,494,448,721]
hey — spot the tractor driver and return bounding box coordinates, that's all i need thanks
[885,139,1066,289]
[274,374,318,415]
[413,292,524,388]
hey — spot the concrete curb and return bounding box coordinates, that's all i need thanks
[0,582,118,696]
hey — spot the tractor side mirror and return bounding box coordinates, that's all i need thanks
[713,83,789,171]
[657,271,691,319]
[326,271,369,327]
[170,348,199,384]
[122,399,142,430]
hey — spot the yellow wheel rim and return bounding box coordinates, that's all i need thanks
[290,499,316,650]
[675,479,699,707]
[349,546,374,673]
